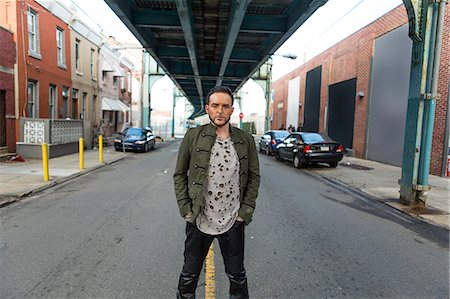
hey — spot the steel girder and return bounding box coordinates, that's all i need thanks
[105,0,327,118]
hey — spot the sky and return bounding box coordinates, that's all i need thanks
[68,0,404,115]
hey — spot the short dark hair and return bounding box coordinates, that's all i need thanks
[206,86,234,105]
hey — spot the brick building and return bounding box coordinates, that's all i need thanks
[0,0,72,134]
[0,26,16,153]
[271,4,449,176]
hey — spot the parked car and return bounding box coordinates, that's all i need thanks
[275,132,343,168]
[259,130,290,155]
[114,127,155,152]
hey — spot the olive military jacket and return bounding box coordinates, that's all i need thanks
[173,123,260,224]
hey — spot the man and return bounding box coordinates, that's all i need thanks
[173,86,260,299]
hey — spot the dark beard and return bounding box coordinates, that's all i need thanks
[209,114,231,127]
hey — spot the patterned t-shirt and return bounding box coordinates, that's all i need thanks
[196,137,240,235]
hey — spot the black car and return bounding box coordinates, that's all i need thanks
[259,130,290,155]
[114,127,155,152]
[275,132,343,168]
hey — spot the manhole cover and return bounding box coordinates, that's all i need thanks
[340,162,373,171]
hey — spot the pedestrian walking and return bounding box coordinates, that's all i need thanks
[288,124,294,133]
[278,124,286,130]
[173,86,260,299]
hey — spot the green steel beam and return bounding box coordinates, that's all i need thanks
[399,0,430,204]
[176,0,203,99]
[216,0,251,86]
[133,10,181,28]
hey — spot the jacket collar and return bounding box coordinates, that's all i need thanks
[204,123,243,144]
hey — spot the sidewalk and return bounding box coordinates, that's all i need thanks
[0,146,448,230]
[309,156,449,230]
[0,147,128,206]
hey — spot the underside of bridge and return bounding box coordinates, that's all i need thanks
[105,0,327,117]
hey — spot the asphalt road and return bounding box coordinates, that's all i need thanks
[0,140,448,298]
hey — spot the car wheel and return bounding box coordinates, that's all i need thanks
[259,144,263,153]
[275,150,282,161]
[115,147,120,152]
[293,155,303,168]
[151,142,155,150]
[329,162,338,168]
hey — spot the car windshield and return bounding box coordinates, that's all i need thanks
[273,131,289,139]
[301,133,326,143]
[125,128,143,137]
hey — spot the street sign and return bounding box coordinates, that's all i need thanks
[239,112,244,119]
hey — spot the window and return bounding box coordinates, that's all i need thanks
[120,68,125,89]
[75,39,81,72]
[81,92,87,119]
[27,81,38,118]
[72,89,78,119]
[90,49,96,79]
[127,71,132,92]
[113,76,117,86]
[56,28,65,67]
[92,95,97,124]
[49,85,57,119]
[28,8,40,57]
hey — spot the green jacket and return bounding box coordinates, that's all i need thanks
[173,123,260,224]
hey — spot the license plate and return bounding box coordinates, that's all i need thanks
[320,146,329,152]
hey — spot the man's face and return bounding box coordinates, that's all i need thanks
[205,92,234,127]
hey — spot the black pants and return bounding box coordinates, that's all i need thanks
[177,221,248,299]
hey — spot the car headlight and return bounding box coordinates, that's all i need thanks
[114,139,122,143]
[135,140,146,144]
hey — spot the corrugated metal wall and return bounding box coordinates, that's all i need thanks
[367,25,412,166]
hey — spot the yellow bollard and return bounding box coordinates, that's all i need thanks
[41,143,49,181]
[79,137,84,170]
[99,135,103,163]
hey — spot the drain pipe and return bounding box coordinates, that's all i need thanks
[418,0,448,189]
[441,79,450,176]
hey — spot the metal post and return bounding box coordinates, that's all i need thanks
[418,0,447,188]
[79,138,84,170]
[99,135,103,163]
[42,143,49,181]
[264,59,273,132]
[172,89,176,138]
[399,0,430,205]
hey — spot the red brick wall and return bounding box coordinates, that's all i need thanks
[0,26,16,152]
[272,4,450,176]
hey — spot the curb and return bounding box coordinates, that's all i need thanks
[0,156,127,208]
[307,169,449,231]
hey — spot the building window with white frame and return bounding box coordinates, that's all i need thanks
[90,48,96,79]
[28,8,40,58]
[49,85,57,119]
[56,27,65,68]
[75,39,81,72]
[27,81,38,118]
[127,71,132,92]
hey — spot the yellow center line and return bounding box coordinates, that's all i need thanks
[205,243,216,299]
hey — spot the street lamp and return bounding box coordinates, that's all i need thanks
[264,53,297,131]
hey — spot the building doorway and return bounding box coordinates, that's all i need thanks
[327,78,356,149]
[303,66,322,132]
